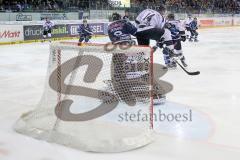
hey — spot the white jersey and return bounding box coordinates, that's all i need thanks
[43,21,54,31]
[167,20,185,32]
[135,9,165,32]
[184,17,193,27]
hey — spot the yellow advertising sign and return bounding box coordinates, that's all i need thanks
[108,0,131,8]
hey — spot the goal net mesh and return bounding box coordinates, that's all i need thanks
[14,42,154,152]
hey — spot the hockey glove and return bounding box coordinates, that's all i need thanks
[181,36,186,42]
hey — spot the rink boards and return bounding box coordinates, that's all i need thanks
[1,16,240,45]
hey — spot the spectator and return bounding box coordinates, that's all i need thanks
[16,2,22,11]
[0,0,239,14]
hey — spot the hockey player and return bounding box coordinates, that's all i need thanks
[107,12,138,81]
[135,6,175,105]
[163,13,188,68]
[123,10,130,21]
[189,17,199,42]
[108,12,137,45]
[42,18,54,42]
[78,19,93,44]
[135,5,175,53]
[184,14,193,39]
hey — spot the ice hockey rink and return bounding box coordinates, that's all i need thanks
[0,27,240,160]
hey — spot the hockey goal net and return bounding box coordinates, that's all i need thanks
[14,42,154,152]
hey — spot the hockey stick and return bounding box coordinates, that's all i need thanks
[83,29,93,35]
[158,47,200,76]
[172,58,200,76]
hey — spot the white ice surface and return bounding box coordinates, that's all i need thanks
[0,27,240,159]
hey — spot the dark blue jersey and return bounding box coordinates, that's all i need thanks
[189,21,198,30]
[78,24,93,36]
[108,19,137,44]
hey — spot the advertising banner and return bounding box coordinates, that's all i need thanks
[213,18,233,26]
[24,24,69,40]
[108,0,130,8]
[68,23,106,36]
[16,13,33,21]
[233,17,240,26]
[40,13,68,20]
[0,25,24,42]
[0,12,79,21]
[199,19,214,27]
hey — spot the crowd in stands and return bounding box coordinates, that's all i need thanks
[132,0,240,14]
[0,0,65,11]
[164,0,240,13]
[0,0,239,14]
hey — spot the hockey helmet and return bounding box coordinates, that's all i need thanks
[156,5,166,14]
[167,13,175,20]
[112,12,121,21]
[45,17,50,22]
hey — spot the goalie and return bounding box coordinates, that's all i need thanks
[78,19,93,44]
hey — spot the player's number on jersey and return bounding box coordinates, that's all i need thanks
[104,31,132,51]
[143,13,155,23]
[114,31,123,37]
